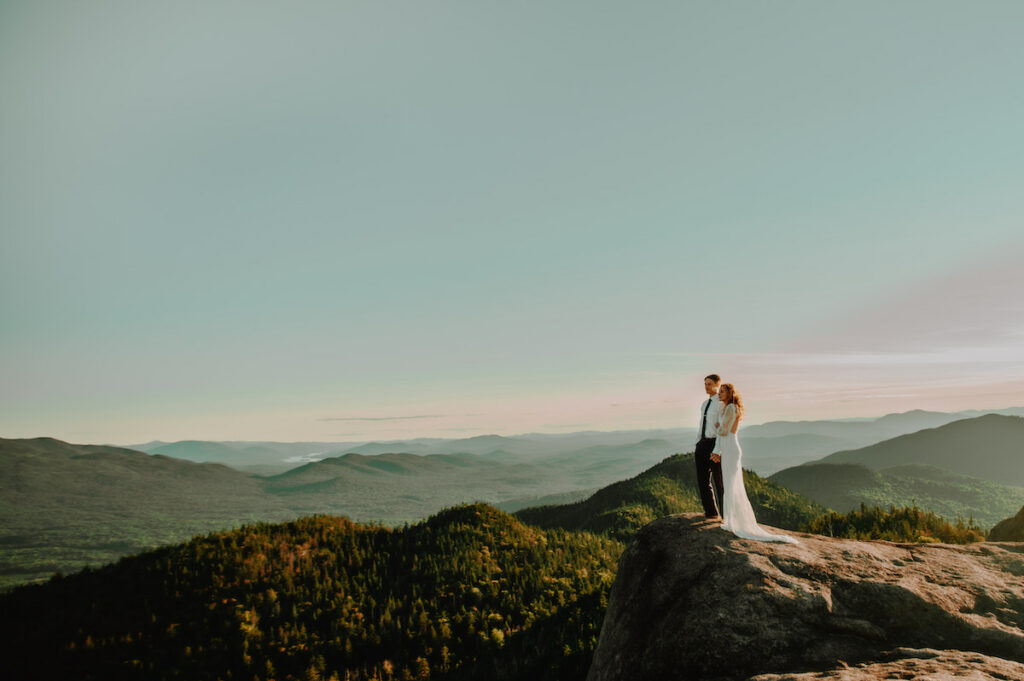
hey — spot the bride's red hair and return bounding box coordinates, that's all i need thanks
[720,383,744,420]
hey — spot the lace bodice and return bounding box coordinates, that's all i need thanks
[716,403,740,436]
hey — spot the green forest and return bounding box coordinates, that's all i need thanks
[803,503,987,543]
[0,452,1003,681]
[1,505,621,681]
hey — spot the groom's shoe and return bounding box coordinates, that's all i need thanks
[705,515,721,521]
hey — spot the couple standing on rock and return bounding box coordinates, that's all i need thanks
[694,374,797,544]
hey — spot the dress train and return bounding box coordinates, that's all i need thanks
[717,431,798,544]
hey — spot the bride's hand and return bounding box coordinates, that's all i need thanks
[710,453,721,463]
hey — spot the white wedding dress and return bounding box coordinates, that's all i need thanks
[714,403,798,544]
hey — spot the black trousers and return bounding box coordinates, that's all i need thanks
[694,437,724,517]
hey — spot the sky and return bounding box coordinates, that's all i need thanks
[2,1,1023,444]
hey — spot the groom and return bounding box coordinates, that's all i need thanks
[695,373,725,519]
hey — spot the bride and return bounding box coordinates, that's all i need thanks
[711,383,798,544]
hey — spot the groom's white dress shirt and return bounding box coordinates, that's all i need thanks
[697,395,721,443]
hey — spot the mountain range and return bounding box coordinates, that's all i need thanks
[0,435,679,588]
[4,448,1014,681]
[739,407,1024,474]
[0,437,297,588]
[4,412,1024,680]
[812,413,1024,485]
[5,408,1023,589]
[767,414,1024,525]
[0,437,831,679]
[130,430,695,469]
[124,406,1024,476]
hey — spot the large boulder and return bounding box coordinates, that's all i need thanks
[587,514,1024,681]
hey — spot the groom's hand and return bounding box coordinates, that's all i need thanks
[710,453,721,463]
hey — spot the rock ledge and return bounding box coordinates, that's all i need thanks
[587,514,1024,681]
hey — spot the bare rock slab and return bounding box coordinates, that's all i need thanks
[586,514,1024,681]
[750,647,1024,679]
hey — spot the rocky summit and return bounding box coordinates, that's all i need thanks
[586,514,1024,681]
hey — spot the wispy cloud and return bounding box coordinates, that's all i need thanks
[788,244,1024,357]
[611,398,684,407]
[318,415,444,422]
[541,423,593,429]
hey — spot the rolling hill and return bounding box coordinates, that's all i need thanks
[536,438,680,484]
[253,440,686,524]
[254,451,556,522]
[0,435,688,588]
[768,462,1024,527]
[738,408,1024,474]
[738,432,859,475]
[0,437,297,588]
[147,439,264,463]
[139,439,351,473]
[813,414,1024,486]
[9,412,1020,588]
[514,453,827,539]
[742,408,1024,441]
[122,408,1024,477]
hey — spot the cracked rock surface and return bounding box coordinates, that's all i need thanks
[586,514,1024,681]
[749,648,1024,680]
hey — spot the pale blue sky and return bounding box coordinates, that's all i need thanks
[2,2,1023,443]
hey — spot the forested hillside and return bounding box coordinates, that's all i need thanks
[0,504,622,681]
[514,453,827,538]
[989,505,1024,541]
[0,437,296,588]
[768,462,1024,527]
[804,504,987,543]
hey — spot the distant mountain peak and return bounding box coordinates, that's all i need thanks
[460,434,516,443]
